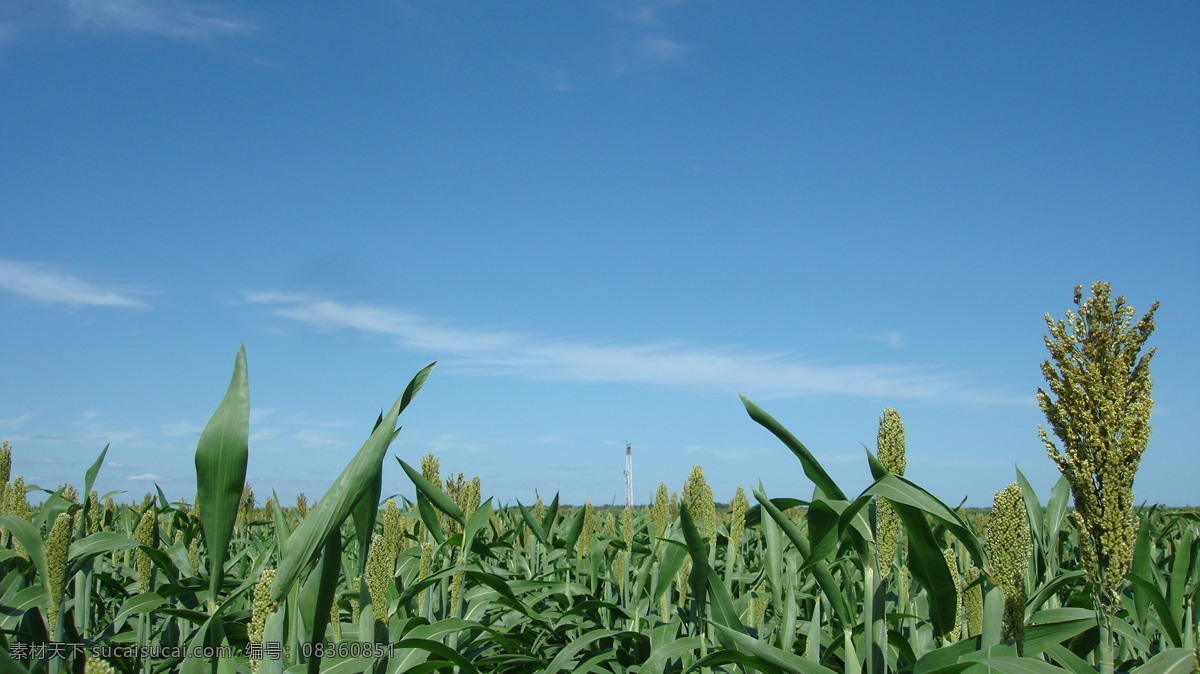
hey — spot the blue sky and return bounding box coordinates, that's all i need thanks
[1,1,1197,508]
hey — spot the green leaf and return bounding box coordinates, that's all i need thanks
[741,396,845,500]
[0,516,50,604]
[398,458,464,526]
[679,503,744,634]
[516,501,549,546]
[710,622,838,674]
[112,592,167,632]
[543,628,631,674]
[888,497,956,638]
[1132,648,1197,674]
[1127,573,1184,647]
[271,363,434,603]
[194,345,250,607]
[863,474,986,568]
[753,488,851,628]
[80,444,109,537]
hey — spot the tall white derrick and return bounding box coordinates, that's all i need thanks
[624,443,633,508]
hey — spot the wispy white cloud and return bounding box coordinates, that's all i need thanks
[127,473,162,481]
[292,428,343,449]
[66,0,251,39]
[637,35,688,62]
[0,412,34,428]
[0,259,148,308]
[245,292,1021,404]
[606,0,692,71]
[162,421,203,437]
[866,330,905,350]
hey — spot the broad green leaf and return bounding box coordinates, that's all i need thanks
[68,531,140,560]
[0,516,50,604]
[1132,648,1197,674]
[398,458,465,526]
[741,396,846,500]
[889,496,956,638]
[543,628,633,674]
[111,592,166,632]
[194,345,250,607]
[516,501,549,545]
[711,622,838,674]
[679,503,744,634]
[80,444,109,537]
[863,474,986,568]
[271,363,434,603]
[753,488,852,628]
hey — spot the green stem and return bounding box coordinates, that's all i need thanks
[1097,610,1114,674]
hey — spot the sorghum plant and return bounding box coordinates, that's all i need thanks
[1037,281,1158,673]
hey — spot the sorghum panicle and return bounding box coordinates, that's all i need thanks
[365,534,391,623]
[134,507,157,594]
[987,483,1031,649]
[45,512,72,631]
[682,466,716,541]
[1037,281,1157,614]
[876,408,906,578]
[729,487,748,550]
[248,569,278,674]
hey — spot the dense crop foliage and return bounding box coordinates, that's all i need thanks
[1,285,1196,672]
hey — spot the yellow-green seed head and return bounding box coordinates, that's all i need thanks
[449,569,465,618]
[943,547,963,641]
[58,484,79,503]
[295,492,308,517]
[86,490,102,535]
[577,502,596,558]
[382,498,404,558]
[964,565,983,638]
[876,408,906,579]
[1038,282,1157,614]
[248,569,278,674]
[2,476,31,560]
[987,483,1030,648]
[330,596,341,642]
[651,483,671,540]
[188,535,201,574]
[987,483,1030,595]
[134,507,157,593]
[45,512,72,630]
[365,534,391,623]
[417,541,433,614]
[877,408,906,475]
[729,487,748,549]
[420,453,441,490]
[533,496,545,524]
[5,475,32,520]
[0,440,10,485]
[84,656,118,674]
[682,466,716,541]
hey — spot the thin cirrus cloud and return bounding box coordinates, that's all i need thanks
[0,259,148,308]
[66,0,252,39]
[245,291,1019,404]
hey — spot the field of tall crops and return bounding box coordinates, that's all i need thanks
[2,285,1197,673]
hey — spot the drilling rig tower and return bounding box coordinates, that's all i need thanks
[624,443,634,508]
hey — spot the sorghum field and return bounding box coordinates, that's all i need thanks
[1,284,1196,673]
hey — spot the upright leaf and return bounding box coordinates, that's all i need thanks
[271,363,434,603]
[194,345,250,608]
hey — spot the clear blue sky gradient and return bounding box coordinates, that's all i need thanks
[1,2,1197,507]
